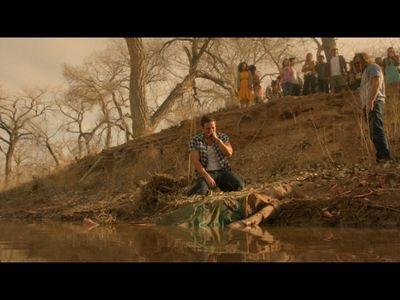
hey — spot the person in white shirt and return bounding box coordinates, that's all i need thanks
[327,47,348,93]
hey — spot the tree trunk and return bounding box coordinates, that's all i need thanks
[321,38,337,61]
[126,38,149,137]
[84,136,91,155]
[150,73,196,129]
[105,121,112,149]
[5,138,17,186]
[111,92,131,142]
[99,99,112,149]
[195,70,237,109]
[45,139,60,167]
[78,136,83,159]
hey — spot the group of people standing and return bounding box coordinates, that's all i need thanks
[278,47,349,97]
[188,47,397,195]
[238,48,351,103]
[177,46,397,230]
[276,46,400,98]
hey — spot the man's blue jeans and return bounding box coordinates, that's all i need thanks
[188,170,245,196]
[282,82,293,96]
[368,100,391,162]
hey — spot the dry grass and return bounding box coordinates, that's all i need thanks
[1,88,400,222]
[385,84,400,156]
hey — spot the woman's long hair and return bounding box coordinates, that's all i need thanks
[238,62,248,72]
[353,52,374,68]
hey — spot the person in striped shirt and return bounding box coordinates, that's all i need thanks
[188,115,245,196]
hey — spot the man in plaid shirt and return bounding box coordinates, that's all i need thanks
[188,115,245,196]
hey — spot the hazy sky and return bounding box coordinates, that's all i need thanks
[1,38,399,93]
[0,38,120,92]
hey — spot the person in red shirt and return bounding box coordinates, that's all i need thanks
[249,65,263,104]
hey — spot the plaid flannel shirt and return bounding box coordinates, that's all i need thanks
[189,132,231,177]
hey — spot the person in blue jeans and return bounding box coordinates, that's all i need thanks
[355,52,391,163]
[188,115,245,196]
[315,55,329,93]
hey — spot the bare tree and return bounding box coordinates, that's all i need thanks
[321,38,337,61]
[125,38,212,137]
[28,116,63,167]
[0,89,49,185]
[56,99,105,158]
[186,38,294,109]
[62,42,133,147]
[12,139,31,184]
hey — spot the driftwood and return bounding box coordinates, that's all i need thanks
[79,156,103,183]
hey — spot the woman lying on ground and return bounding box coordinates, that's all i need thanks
[155,193,281,229]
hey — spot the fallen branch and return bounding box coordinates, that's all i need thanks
[329,183,338,191]
[376,188,400,191]
[236,114,245,129]
[79,156,103,183]
[249,118,268,144]
[353,189,375,199]
[335,190,352,197]
[353,198,400,214]
[366,204,400,214]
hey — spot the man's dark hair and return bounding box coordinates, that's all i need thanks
[248,65,256,72]
[201,115,216,127]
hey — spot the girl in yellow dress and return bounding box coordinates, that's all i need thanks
[237,62,253,108]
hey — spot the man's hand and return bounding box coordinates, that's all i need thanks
[205,174,216,188]
[209,131,218,141]
[209,132,233,158]
[368,100,375,112]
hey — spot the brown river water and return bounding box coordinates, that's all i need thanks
[0,221,399,262]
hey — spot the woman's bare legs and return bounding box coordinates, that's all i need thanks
[228,205,275,229]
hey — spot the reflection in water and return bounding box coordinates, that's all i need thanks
[0,222,400,262]
[164,225,287,262]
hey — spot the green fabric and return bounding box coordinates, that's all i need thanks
[157,198,245,228]
[385,64,400,84]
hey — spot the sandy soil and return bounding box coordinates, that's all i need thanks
[1,86,400,227]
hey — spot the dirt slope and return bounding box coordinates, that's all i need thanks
[1,87,400,226]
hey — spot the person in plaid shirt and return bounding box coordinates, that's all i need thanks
[188,115,245,196]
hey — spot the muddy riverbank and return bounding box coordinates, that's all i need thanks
[1,88,400,227]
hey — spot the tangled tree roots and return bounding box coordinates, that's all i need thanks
[138,173,187,213]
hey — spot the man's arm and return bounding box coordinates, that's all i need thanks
[368,76,380,112]
[341,56,348,73]
[190,151,216,188]
[212,133,233,158]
